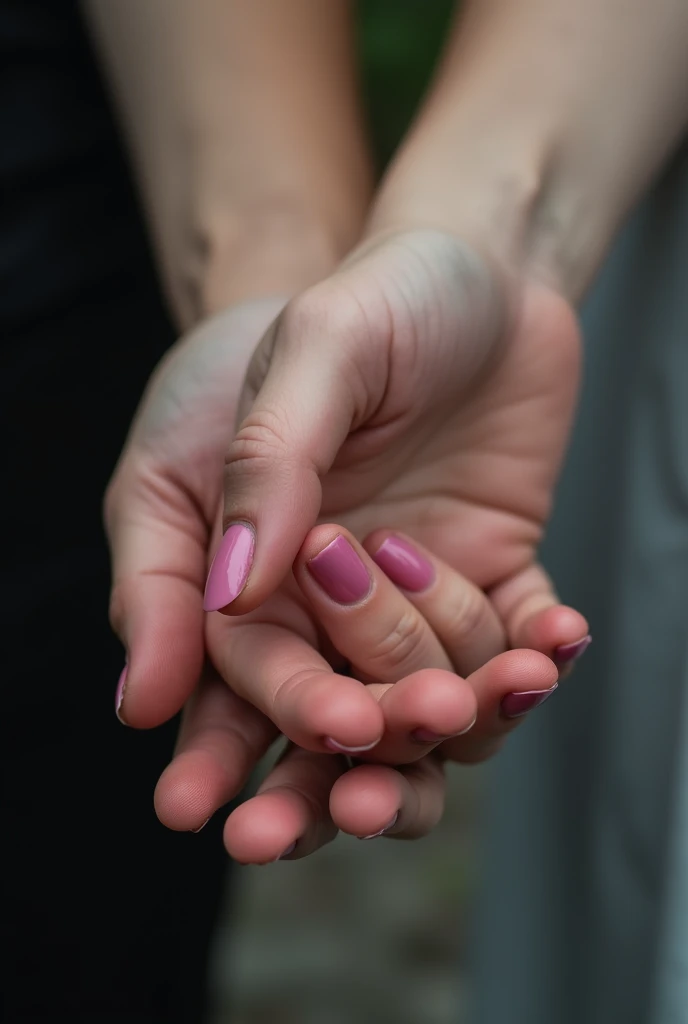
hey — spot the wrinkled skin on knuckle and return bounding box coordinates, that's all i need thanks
[361,610,431,681]
[443,587,493,653]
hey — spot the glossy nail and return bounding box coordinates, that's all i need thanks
[204,523,255,611]
[554,635,592,666]
[501,683,558,719]
[372,535,435,592]
[359,812,399,840]
[275,841,297,861]
[325,737,379,754]
[189,817,211,834]
[115,666,128,724]
[307,536,371,605]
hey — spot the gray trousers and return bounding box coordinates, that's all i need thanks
[472,142,688,1024]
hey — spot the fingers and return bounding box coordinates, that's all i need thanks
[360,672,477,765]
[154,673,279,832]
[224,745,343,864]
[329,757,446,840]
[439,648,559,763]
[206,613,384,754]
[105,467,207,728]
[225,747,448,862]
[210,286,386,615]
[489,563,591,673]
[363,530,507,675]
[293,526,453,682]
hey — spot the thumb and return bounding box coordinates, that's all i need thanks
[205,288,382,614]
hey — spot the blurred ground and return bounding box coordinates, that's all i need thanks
[209,765,483,1024]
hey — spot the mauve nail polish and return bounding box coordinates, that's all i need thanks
[204,524,255,611]
[554,635,592,666]
[501,684,558,719]
[372,535,435,592]
[307,536,371,604]
[115,666,128,724]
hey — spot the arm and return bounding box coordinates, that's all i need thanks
[83,0,372,325]
[369,0,688,298]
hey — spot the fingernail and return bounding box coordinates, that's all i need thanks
[274,841,297,861]
[115,665,128,724]
[412,714,477,744]
[325,737,379,754]
[188,817,210,834]
[501,683,558,719]
[307,536,371,605]
[359,812,399,840]
[203,523,255,611]
[372,535,435,592]
[554,635,592,667]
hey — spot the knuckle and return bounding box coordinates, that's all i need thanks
[364,610,429,680]
[283,283,369,349]
[225,409,292,472]
[444,587,491,649]
[269,667,321,719]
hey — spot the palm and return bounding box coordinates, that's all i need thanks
[301,231,580,591]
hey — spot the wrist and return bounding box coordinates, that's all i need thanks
[168,199,367,330]
[366,2,688,302]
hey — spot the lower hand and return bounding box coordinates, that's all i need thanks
[157,526,589,862]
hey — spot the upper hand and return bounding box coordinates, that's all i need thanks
[212,228,581,618]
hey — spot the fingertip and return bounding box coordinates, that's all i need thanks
[154,749,223,832]
[294,674,385,753]
[480,648,559,692]
[224,793,300,865]
[517,604,589,655]
[381,669,478,741]
[330,764,401,838]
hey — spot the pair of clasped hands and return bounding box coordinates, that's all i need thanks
[107,230,591,863]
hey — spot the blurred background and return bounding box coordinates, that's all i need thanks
[206,5,488,1022]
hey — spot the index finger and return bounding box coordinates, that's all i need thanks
[207,612,384,755]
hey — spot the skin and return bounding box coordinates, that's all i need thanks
[96,0,688,856]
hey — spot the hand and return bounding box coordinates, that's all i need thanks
[214,228,580,611]
[158,525,589,862]
[198,229,584,747]
[106,296,286,726]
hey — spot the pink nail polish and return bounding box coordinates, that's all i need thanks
[554,635,592,666]
[501,683,558,719]
[204,523,255,612]
[372,536,435,592]
[115,666,128,724]
[307,536,371,605]
[359,812,399,840]
[324,737,379,754]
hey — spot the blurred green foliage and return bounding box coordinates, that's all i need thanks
[358,0,455,170]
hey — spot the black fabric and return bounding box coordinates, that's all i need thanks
[1,3,228,1020]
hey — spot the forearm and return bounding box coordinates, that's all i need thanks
[84,0,372,326]
[369,0,688,299]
